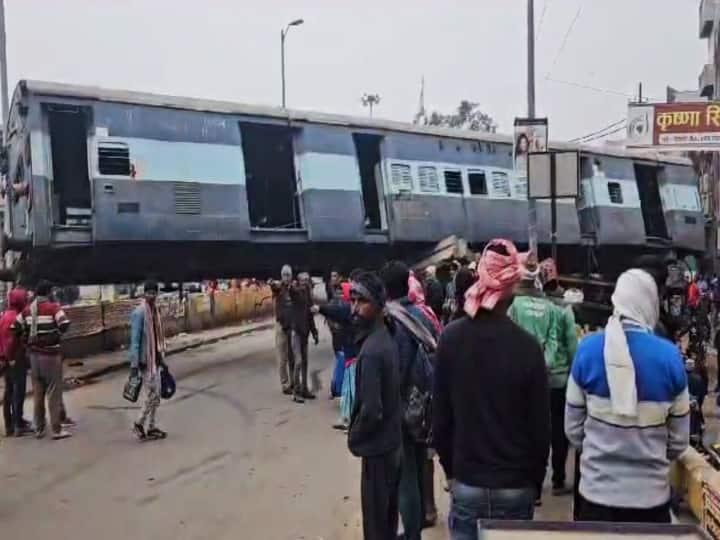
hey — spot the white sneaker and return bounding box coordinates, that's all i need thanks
[52,429,73,440]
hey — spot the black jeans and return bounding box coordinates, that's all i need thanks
[576,494,671,523]
[3,361,27,433]
[550,387,570,487]
[361,447,402,540]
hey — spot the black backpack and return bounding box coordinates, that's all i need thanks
[402,338,435,445]
[387,302,437,446]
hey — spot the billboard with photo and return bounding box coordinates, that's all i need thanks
[513,118,548,180]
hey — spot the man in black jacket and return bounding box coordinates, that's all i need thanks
[380,260,438,540]
[433,240,550,539]
[290,272,319,403]
[348,272,402,540]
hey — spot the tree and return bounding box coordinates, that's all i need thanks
[427,100,497,133]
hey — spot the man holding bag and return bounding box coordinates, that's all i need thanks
[129,279,168,441]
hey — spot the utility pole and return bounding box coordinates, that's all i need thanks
[527,0,538,257]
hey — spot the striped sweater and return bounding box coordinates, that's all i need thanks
[565,326,689,509]
[16,298,70,354]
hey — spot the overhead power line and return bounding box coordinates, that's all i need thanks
[536,0,551,43]
[573,123,627,144]
[546,2,583,78]
[544,77,660,101]
[569,118,626,142]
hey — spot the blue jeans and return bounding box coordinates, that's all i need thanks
[398,434,424,540]
[449,482,536,540]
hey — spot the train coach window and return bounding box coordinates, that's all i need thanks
[468,170,488,195]
[607,182,623,204]
[418,166,440,193]
[390,163,413,193]
[491,171,511,197]
[98,142,131,176]
[444,170,463,194]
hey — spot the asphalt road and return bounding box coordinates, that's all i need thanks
[0,326,572,540]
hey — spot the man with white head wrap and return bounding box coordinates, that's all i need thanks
[270,265,295,394]
[565,269,689,524]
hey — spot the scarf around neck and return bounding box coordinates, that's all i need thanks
[604,269,659,417]
[143,299,166,376]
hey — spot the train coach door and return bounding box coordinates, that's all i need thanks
[352,133,385,231]
[634,163,669,240]
[47,105,92,227]
[240,122,302,229]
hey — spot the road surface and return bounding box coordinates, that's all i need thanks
[0,326,572,540]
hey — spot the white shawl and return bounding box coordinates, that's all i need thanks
[604,269,659,417]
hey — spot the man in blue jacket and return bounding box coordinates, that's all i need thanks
[129,279,168,441]
[565,269,689,523]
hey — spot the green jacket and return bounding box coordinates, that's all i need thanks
[508,292,578,389]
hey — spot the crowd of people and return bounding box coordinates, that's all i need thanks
[1,277,172,443]
[1,280,76,440]
[1,246,695,538]
[267,239,692,540]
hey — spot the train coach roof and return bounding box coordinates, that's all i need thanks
[16,80,691,167]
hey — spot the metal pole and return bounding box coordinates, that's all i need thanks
[527,0,538,257]
[280,29,286,108]
[0,0,8,127]
[0,0,8,296]
[550,155,558,263]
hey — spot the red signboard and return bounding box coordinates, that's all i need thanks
[627,102,720,150]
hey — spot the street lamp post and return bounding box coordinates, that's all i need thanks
[281,18,304,108]
[361,93,381,117]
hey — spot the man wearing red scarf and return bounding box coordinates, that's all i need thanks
[433,239,551,539]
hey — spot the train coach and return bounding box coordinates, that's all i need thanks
[1,80,704,283]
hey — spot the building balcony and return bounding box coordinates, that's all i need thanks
[701,0,717,38]
[700,63,716,97]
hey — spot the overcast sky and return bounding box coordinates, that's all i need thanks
[5,0,707,141]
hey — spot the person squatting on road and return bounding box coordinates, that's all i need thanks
[289,271,319,403]
[1,287,30,437]
[565,269,689,523]
[508,259,577,500]
[15,280,72,440]
[130,279,168,441]
[348,272,403,540]
[271,265,295,395]
[381,261,439,540]
[433,239,551,540]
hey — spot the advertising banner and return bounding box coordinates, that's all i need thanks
[513,118,548,180]
[627,102,720,150]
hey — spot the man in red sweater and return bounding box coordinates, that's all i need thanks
[1,288,28,436]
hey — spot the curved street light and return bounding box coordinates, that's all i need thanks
[281,19,304,108]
